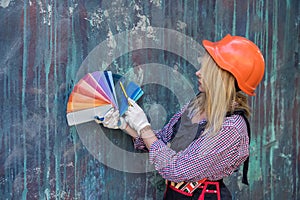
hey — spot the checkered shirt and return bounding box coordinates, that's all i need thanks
[133,104,249,183]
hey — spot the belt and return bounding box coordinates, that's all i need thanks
[166,178,207,194]
[166,179,223,194]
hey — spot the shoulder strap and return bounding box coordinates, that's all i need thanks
[229,110,250,185]
[193,121,207,140]
[240,114,250,185]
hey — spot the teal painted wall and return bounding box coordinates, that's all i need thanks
[0,0,299,199]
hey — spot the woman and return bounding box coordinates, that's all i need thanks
[97,34,265,199]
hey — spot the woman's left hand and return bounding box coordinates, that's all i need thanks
[95,109,127,130]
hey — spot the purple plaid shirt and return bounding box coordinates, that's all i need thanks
[134,104,249,183]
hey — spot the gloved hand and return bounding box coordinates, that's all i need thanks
[125,98,150,136]
[95,109,127,130]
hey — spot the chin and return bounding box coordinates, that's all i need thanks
[198,87,204,93]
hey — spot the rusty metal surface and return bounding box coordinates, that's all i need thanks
[0,0,299,199]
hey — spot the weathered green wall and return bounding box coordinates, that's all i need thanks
[0,0,299,199]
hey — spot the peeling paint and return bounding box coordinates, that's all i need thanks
[150,0,162,8]
[0,0,11,8]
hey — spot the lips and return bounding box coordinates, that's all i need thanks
[198,80,202,86]
[198,79,204,92]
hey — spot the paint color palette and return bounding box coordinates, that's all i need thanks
[66,71,143,126]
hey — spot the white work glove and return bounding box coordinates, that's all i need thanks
[124,98,150,136]
[95,109,127,130]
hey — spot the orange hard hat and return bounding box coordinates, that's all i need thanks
[202,34,265,96]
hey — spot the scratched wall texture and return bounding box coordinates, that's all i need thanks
[0,0,299,200]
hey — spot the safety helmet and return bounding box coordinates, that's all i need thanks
[202,34,265,96]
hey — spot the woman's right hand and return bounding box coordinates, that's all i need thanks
[124,98,151,136]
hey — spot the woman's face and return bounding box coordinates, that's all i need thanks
[195,68,205,93]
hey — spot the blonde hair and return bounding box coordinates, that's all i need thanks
[193,53,250,136]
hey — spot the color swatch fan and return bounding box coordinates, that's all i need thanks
[66,71,143,126]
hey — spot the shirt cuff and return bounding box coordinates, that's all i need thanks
[133,136,147,150]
